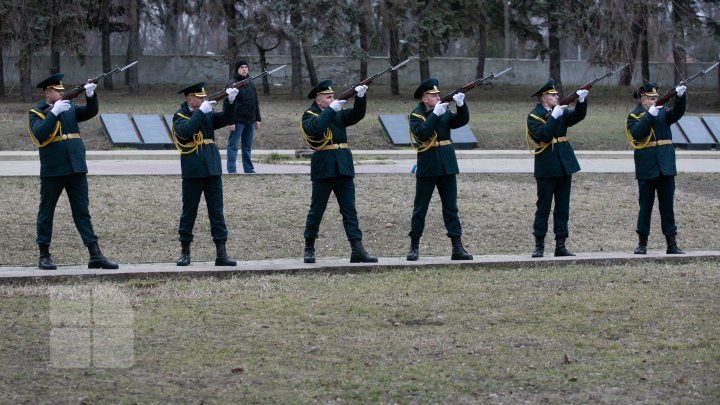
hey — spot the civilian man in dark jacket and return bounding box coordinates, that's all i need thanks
[300,80,377,264]
[407,78,472,261]
[626,83,687,254]
[226,60,262,174]
[27,73,118,270]
[526,80,588,257]
[172,82,239,266]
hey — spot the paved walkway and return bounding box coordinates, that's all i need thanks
[1,149,719,175]
[1,250,718,283]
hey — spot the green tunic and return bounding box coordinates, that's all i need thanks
[407,102,469,238]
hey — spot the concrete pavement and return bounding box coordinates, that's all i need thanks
[1,250,718,284]
[1,149,719,176]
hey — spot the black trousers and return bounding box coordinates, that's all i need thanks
[304,177,362,241]
[636,175,677,236]
[36,173,98,247]
[179,176,228,242]
[533,175,572,238]
[409,174,461,238]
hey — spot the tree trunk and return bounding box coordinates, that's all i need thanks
[671,0,687,84]
[258,47,270,95]
[126,0,141,93]
[548,15,562,96]
[289,36,303,99]
[475,17,487,78]
[641,18,649,82]
[358,0,371,80]
[302,41,318,87]
[18,47,32,102]
[101,5,113,90]
[50,49,60,75]
[503,0,510,59]
[385,0,400,95]
[0,44,5,97]
[224,0,238,78]
[620,13,644,86]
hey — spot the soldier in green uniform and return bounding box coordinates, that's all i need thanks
[171,83,239,266]
[526,80,589,257]
[27,73,118,270]
[625,83,687,254]
[406,78,472,261]
[300,80,377,264]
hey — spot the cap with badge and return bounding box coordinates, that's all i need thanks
[414,78,440,99]
[633,82,659,99]
[307,79,334,99]
[531,79,558,98]
[36,73,65,90]
[178,82,207,97]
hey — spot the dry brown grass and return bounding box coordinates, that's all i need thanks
[0,173,718,266]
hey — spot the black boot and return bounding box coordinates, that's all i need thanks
[531,235,544,258]
[666,235,685,254]
[350,240,378,263]
[215,240,237,266]
[554,237,575,257]
[406,236,420,261]
[304,237,316,263]
[88,242,119,269]
[177,241,191,266]
[634,234,648,255]
[38,244,57,270]
[450,236,473,260]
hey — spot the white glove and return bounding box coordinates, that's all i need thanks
[355,85,368,98]
[576,89,588,103]
[226,87,239,103]
[199,100,216,114]
[550,104,567,119]
[50,100,71,116]
[648,105,663,117]
[84,83,97,97]
[675,85,687,97]
[432,102,449,117]
[452,92,465,107]
[329,99,347,112]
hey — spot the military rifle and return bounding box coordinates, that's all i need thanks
[438,67,512,105]
[43,60,139,114]
[654,61,719,106]
[337,58,412,100]
[543,63,629,120]
[207,64,287,102]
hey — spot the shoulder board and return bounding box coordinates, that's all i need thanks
[305,110,319,117]
[629,112,644,120]
[529,113,546,124]
[29,109,46,119]
[410,112,426,121]
[176,113,191,120]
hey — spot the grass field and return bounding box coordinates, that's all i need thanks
[0,173,718,266]
[1,262,718,402]
[2,85,718,151]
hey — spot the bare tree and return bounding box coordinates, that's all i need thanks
[126,0,141,93]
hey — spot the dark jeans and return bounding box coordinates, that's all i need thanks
[636,175,677,236]
[304,177,362,241]
[179,176,228,242]
[409,174,461,238]
[533,175,572,238]
[227,121,255,173]
[36,173,98,246]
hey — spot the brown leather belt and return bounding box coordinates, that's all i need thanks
[50,133,80,143]
[420,140,452,148]
[180,139,214,148]
[539,136,568,147]
[317,143,348,151]
[641,139,673,147]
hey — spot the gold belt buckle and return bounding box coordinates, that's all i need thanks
[61,134,68,140]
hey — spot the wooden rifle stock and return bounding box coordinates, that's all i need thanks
[207,64,287,102]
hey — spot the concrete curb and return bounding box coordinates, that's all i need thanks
[1,250,717,284]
